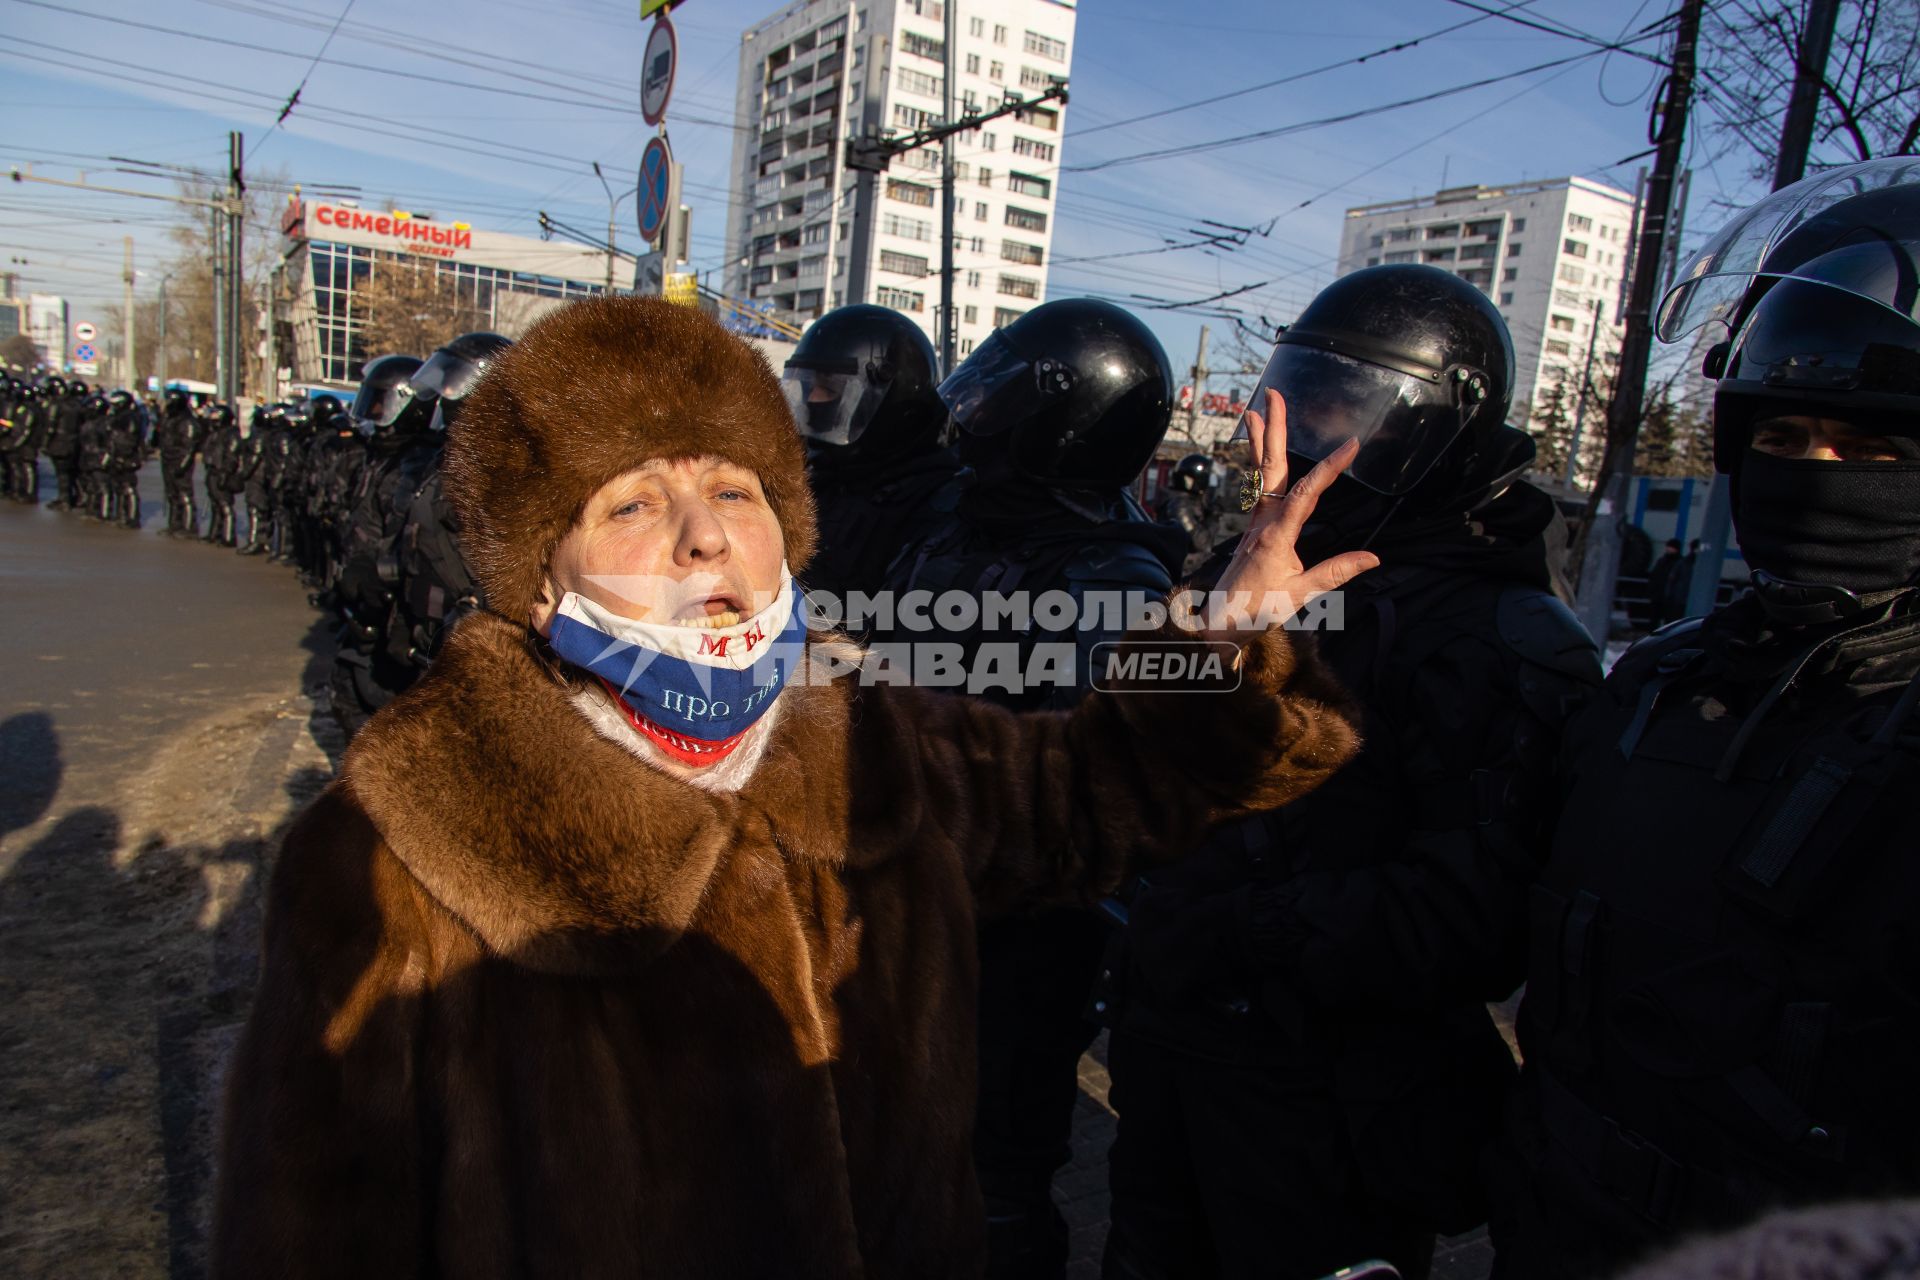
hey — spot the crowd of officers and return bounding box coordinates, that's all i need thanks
[9,161,1920,1280]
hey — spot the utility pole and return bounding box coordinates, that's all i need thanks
[155,274,169,393]
[1686,0,1842,618]
[594,161,618,293]
[1572,0,1703,643]
[1185,324,1209,438]
[1563,298,1606,488]
[211,204,227,400]
[937,0,959,375]
[226,131,245,403]
[121,236,135,392]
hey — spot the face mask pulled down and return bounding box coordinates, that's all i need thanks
[547,571,806,767]
[1733,450,1920,596]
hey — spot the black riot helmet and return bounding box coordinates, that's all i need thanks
[352,354,430,437]
[940,297,1173,491]
[1169,452,1213,493]
[309,393,345,434]
[282,401,313,435]
[107,389,135,414]
[165,388,191,415]
[208,403,235,431]
[67,379,87,397]
[1659,158,1920,471]
[410,331,512,432]
[782,304,943,458]
[1242,264,1514,497]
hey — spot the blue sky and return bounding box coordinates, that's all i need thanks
[0,0,1772,370]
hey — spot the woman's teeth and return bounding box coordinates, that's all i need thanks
[682,609,742,629]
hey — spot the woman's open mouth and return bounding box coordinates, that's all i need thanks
[674,595,746,628]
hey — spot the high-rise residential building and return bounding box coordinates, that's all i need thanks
[26,294,69,371]
[1335,177,1638,432]
[724,0,1076,358]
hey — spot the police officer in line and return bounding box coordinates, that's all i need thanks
[4,381,44,502]
[1095,265,1602,1280]
[239,404,290,556]
[304,394,362,590]
[200,403,241,546]
[1157,452,1217,578]
[782,304,961,604]
[0,376,18,500]
[328,353,439,737]
[103,388,146,528]
[76,389,113,520]
[385,331,511,674]
[157,388,203,538]
[885,298,1187,1280]
[274,400,317,567]
[231,406,268,551]
[1493,160,1920,1279]
[41,377,85,511]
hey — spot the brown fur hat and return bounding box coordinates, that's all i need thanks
[444,296,817,624]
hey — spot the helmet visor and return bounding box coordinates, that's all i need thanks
[1658,157,1920,343]
[781,362,887,447]
[1238,344,1466,495]
[351,378,419,430]
[937,331,1051,435]
[410,348,488,403]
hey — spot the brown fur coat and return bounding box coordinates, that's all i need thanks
[213,612,1357,1278]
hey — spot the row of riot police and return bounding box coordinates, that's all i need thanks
[775,159,1920,1280]
[0,375,150,524]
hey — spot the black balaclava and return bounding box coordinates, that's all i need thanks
[1732,440,1920,595]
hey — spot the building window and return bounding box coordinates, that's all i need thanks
[1424,247,1455,263]
[893,103,938,130]
[978,167,993,187]
[959,337,975,355]
[1508,242,1522,256]
[1465,218,1502,238]
[1502,266,1519,282]
[887,178,936,207]
[998,274,1041,299]
[982,132,998,151]
[969,16,983,37]
[1426,223,1459,239]
[1512,217,1526,232]
[1007,171,1051,199]
[1545,339,1573,357]
[1023,30,1066,60]
[876,286,925,312]
[883,213,932,241]
[1459,242,1495,261]
[1557,263,1585,285]
[1550,313,1576,333]
[994,306,1025,327]
[965,52,980,74]
[1015,105,1058,131]
[900,31,943,61]
[1020,65,1056,89]
[1366,256,1380,267]
[975,201,990,221]
[897,67,942,97]
[1563,238,1589,258]
[1387,227,1414,242]
[1553,288,1583,308]
[1567,213,1593,232]
[1383,250,1418,264]
[1004,205,1048,232]
[990,60,1004,82]
[963,304,978,324]
[804,222,829,244]
[993,23,1007,45]
[1011,137,1053,161]
[1500,291,1514,305]
[969,235,984,253]
[966,270,982,287]
[880,249,930,277]
[1001,240,1044,266]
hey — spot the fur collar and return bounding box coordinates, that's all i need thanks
[342,611,854,976]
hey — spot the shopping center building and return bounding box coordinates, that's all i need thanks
[279,197,613,386]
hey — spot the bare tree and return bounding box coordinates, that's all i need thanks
[1700,0,1920,180]
[1,333,45,371]
[354,256,485,360]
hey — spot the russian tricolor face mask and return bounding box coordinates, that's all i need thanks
[547,569,806,766]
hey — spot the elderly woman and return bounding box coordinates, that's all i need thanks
[212,297,1375,1278]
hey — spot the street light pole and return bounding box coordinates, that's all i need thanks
[594,161,617,293]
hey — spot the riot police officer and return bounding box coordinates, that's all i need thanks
[782,304,960,603]
[239,405,289,556]
[200,403,241,546]
[886,297,1186,1280]
[0,377,18,500]
[305,395,361,589]
[6,382,47,502]
[41,377,84,510]
[1493,160,1920,1280]
[272,401,315,566]
[103,388,145,527]
[1099,264,1603,1280]
[1158,453,1215,577]
[385,332,511,674]
[329,353,439,737]
[157,388,202,537]
[76,389,113,520]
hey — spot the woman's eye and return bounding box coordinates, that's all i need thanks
[715,488,748,502]
[613,500,647,518]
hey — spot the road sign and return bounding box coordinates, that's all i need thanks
[639,0,675,18]
[640,15,677,126]
[637,135,673,243]
[74,322,96,342]
[74,343,97,363]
